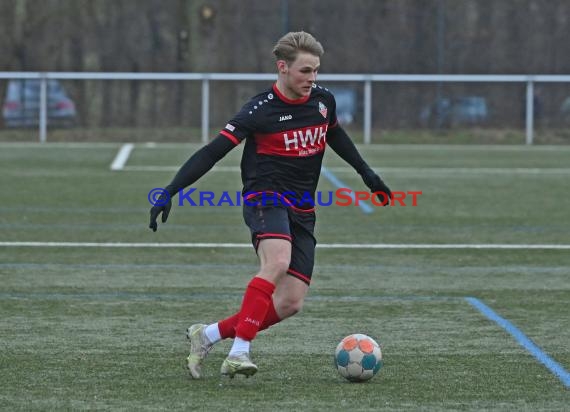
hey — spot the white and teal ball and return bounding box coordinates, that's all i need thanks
[334,333,383,382]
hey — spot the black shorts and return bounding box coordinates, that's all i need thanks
[243,201,316,285]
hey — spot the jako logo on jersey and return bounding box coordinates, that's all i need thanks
[319,101,328,118]
[279,114,293,122]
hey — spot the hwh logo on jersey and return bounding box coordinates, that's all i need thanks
[283,125,327,151]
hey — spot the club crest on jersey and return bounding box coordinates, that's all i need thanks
[318,101,328,118]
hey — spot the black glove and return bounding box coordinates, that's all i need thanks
[360,168,392,206]
[149,191,172,232]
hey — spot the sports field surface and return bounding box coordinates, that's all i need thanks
[1,142,569,411]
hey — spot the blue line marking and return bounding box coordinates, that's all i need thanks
[320,166,374,214]
[465,297,570,388]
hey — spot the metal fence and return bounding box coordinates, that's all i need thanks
[2,72,570,144]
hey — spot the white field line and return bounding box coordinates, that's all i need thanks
[0,142,121,149]
[1,242,569,250]
[124,142,570,152]
[122,165,570,175]
[110,143,134,171]
[5,142,570,151]
[356,144,570,152]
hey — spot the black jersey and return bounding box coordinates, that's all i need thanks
[220,83,338,210]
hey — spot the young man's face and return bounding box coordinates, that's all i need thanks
[278,52,320,100]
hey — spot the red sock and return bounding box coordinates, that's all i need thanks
[218,312,240,339]
[260,299,281,330]
[218,300,281,339]
[234,277,275,341]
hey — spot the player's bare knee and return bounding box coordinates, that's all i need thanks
[262,257,290,278]
[278,297,304,318]
[289,298,304,315]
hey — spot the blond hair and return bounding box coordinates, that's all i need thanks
[272,31,324,63]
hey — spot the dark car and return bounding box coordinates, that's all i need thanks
[327,87,357,125]
[420,96,488,128]
[2,79,77,127]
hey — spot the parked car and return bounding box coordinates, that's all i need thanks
[420,96,488,127]
[2,79,77,127]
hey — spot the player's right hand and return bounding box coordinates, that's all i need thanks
[149,193,172,232]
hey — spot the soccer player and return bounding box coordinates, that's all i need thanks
[149,31,391,379]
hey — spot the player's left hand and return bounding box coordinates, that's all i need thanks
[361,170,392,206]
[149,194,172,232]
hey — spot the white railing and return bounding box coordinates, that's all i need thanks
[2,72,570,144]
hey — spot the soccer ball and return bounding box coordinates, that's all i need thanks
[334,333,383,382]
